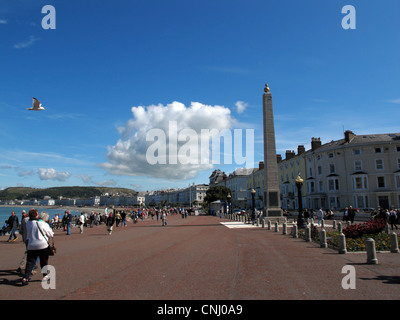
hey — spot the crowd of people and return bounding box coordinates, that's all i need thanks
[2,206,195,285]
[2,206,196,238]
[281,205,400,230]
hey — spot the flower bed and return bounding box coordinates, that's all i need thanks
[326,231,392,251]
[342,218,386,239]
[296,219,398,252]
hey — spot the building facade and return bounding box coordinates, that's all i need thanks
[278,130,400,211]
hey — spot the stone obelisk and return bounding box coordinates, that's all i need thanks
[263,84,282,217]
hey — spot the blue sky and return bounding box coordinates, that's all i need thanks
[0,0,399,192]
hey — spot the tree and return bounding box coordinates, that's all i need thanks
[204,186,232,204]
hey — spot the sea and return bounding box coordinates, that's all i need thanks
[0,206,83,225]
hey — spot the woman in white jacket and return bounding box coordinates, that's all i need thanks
[21,209,54,285]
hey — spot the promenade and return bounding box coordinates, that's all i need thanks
[0,214,399,300]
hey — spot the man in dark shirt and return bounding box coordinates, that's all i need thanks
[7,211,19,242]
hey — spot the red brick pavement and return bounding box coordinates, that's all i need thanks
[0,214,399,300]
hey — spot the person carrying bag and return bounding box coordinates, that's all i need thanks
[21,209,55,285]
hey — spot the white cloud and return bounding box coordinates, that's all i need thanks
[38,168,71,181]
[235,101,248,114]
[386,98,400,104]
[14,35,40,49]
[76,174,93,183]
[100,101,235,180]
[95,179,117,187]
[18,170,34,177]
[0,20,7,24]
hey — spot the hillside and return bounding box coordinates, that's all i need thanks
[0,186,137,200]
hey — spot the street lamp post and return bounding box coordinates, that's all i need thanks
[251,189,256,223]
[227,194,232,218]
[295,175,306,228]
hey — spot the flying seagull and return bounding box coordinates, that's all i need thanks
[27,97,46,111]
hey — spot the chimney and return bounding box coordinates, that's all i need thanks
[344,130,355,143]
[258,161,264,170]
[297,145,305,155]
[311,137,322,151]
[285,150,295,160]
[276,154,282,163]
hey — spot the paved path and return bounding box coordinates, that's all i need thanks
[0,214,399,300]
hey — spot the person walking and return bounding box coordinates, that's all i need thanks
[7,211,19,242]
[21,209,54,285]
[115,212,121,227]
[17,210,30,274]
[161,211,167,226]
[62,210,72,235]
[317,208,324,226]
[120,211,127,227]
[348,206,357,224]
[343,207,349,222]
[389,209,398,230]
[78,212,86,234]
[106,213,115,235]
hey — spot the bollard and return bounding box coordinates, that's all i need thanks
[338,222,342,233]
[267,220,271,230]
[390,232,399,253]
[321,219,325,228]
[333,220,337,229]
[292,224,298,238]
[282,222,287,235]
[365,238,378,264]
[274,221,279,232]
[320,229,327,248]
[338,233,347,254]
[305,226,311,242]
[261,218,265,229]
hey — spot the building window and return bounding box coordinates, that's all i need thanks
[375,159,384,170]
[307,181,315,193]
[375,147,382,153]
[377,176,386,188]
[353,175,368,190]
[317,166,322,175]
[354,195,369,209]
[396,146,400,152]
[395,174,400,189]
[397,158,400,170]
[318,181,324,192]
[328,152,334,158]
[354,149,361,155]
[329,164,336,174]
[328,178,339,191]
[329,196,340,209]
[354,160,362,171]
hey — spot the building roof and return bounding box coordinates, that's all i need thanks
[305,132,400,155]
